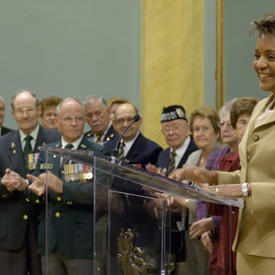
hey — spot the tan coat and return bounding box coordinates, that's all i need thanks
[218,94,275,257]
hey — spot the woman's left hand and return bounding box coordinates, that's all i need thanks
[202,183,244,198]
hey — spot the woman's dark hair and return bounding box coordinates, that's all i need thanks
[250,13,275,38]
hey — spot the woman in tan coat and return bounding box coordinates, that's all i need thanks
[171,13,275,275]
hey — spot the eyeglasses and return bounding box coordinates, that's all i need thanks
[14,107,36,115]
[115,117,135,125]
[162,124,182,133]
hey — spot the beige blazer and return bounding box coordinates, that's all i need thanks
[218,94,275,257]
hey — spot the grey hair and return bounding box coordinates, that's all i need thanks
[83,95,107,109]
[56,97,84,116]
[218,98,238,120]
[11,89,39,110]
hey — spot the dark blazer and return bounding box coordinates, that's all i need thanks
[85,124,118,145]
[0,126,60,250]
[33,136,108,258]
[156,136,198,175]
[0,126,13,136]
[106,132,162,168]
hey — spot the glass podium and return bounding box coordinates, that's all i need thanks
[40,147,243,275]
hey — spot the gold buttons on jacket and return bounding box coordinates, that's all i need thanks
[25,198,30,202]
[23,214,28,220]
[57,196,62,202]
[253,135,259,142]
[66,201,73,205]
[35,199,40,204]
[55,212,61,218]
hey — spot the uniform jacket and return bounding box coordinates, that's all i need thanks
[218,94,275,257]
[1,126,13,136]
[33,136,108,258]
[106,132,162,168]
[85,124,118,145]
[0,126,60,250]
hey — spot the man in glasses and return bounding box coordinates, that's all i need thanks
[108,102,162,168]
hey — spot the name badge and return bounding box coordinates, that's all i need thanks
[40,163,54,170]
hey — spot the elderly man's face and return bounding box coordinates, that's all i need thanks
[85,101,110,135]
[161,119,190,150]
[12,92,39,135]
[113,103,142,142]
[0,100,5,127]
[57,100,85,143]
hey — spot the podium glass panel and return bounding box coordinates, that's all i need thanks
[41,147,242,275]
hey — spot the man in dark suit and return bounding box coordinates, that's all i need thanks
[27,98,108,275]
[0,90,60,275]
[0,96,13,136]
[83,95,118,145]
[147,105,198,275]
[106,102,162,168]
[156,105,198,175]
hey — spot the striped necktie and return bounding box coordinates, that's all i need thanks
[168,150,176,175]
[96,134,102,144]
[117,142,125,161]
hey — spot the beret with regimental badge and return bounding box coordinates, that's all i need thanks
[160,105,188,123]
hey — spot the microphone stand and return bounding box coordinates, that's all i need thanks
[112,114,140,159]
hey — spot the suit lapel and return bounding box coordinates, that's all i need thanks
[126,133,141,160]
[34,126,48,151]
[8,131,25,175]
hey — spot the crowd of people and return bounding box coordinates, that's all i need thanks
[0,12,275,275]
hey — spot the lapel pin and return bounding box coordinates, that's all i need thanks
[11,142,15,148]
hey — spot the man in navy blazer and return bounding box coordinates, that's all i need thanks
[0,90,60,275]
[106,102,162,168]
[147,105,198,274]
[156,105,198,175]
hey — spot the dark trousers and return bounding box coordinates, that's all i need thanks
[41,252,96,275]
[0,221,42,275]
[0,245,27,275]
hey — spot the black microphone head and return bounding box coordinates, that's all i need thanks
[133,114,140,122]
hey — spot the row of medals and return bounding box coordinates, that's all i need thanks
[63,163,93,182]
[27,153,93,182]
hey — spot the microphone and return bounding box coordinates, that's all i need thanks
[112,114,140,158]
